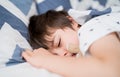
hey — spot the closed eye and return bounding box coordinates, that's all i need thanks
[58,38,61,47]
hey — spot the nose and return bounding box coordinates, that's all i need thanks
[61,50,71,56]
[60,51,72,56]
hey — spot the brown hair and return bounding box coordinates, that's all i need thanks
[28,10,74,49]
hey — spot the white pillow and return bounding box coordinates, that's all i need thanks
[0,23,32,68]
[0,0,35,68]
[68,9,92,25]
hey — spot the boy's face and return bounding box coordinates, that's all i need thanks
[45,27,79,57]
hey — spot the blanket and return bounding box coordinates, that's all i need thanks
[68,6,120,25]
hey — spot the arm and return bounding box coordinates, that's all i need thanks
[22,33,120,77]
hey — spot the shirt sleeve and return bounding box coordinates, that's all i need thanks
[78,13,120,56]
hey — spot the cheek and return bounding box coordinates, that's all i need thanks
[50,48,65,56]
[61,33,79,49]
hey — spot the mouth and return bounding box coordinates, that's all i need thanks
[71,53,77,57]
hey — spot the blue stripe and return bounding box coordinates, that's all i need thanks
[9,0,33,15]
[0,5,28,39]
[37,0,72,14]
[90,7,112,18]
[6,45,25,66]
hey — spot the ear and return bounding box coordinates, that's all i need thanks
[66,16,74,21]
[66,16,79,31]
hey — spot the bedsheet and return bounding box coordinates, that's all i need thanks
[0,62,61,77]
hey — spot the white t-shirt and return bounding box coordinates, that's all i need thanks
[78,12,120,56]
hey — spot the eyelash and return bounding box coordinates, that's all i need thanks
[58,38,61,47]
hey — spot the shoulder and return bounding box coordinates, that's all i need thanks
[78,13,120,56]
[89,32,120,60]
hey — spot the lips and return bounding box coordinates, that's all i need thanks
[71,53,77,57]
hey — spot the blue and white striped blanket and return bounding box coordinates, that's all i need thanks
[68,6,120,25]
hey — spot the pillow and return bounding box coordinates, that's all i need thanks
[9,0,38,19]
[0,0,35,68]
[0,0,37,39]
[0,23,32,68]
[36,0,72,14]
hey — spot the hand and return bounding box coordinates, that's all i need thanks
[22,48,52,68]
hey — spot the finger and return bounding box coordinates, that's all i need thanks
[33,48,45,53]
[37,48,49,52]
[33,49,38,52]
[37,48,52,55]
[24,49,33,56]
[22,51,31,62]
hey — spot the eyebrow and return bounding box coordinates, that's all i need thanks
[53,33,61,47]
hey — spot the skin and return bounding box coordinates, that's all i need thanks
[22,17,120,77]
[46,27,79,56]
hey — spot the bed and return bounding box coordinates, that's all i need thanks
[0,0,120,77]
